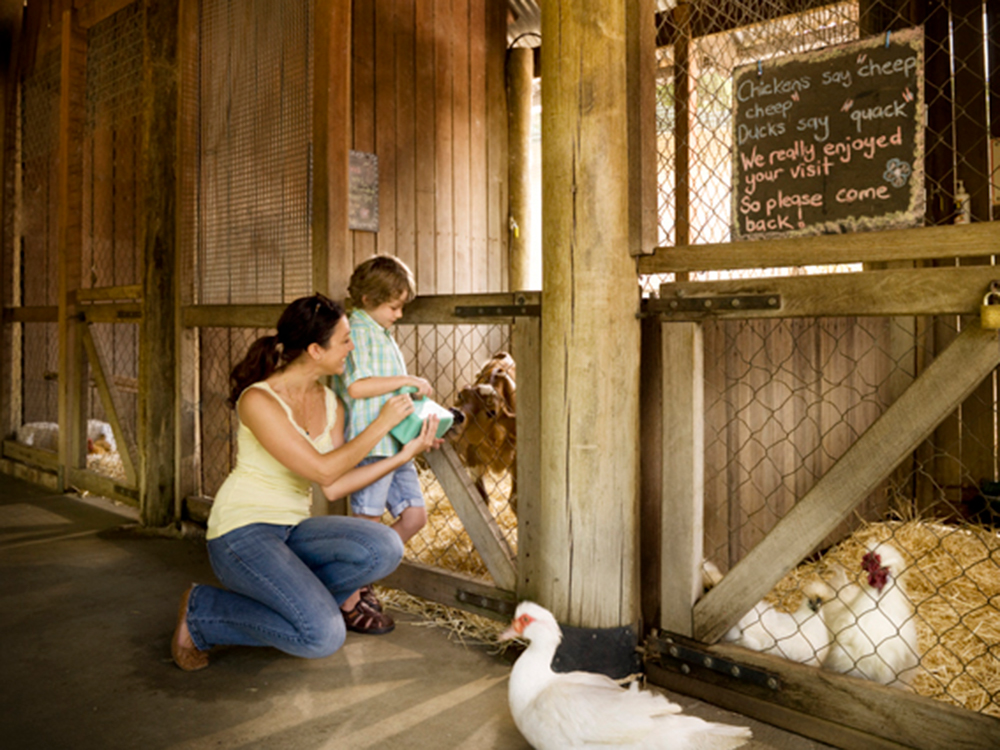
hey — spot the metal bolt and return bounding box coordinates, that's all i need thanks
[680,664,691,674]
[767,677,779,690]
[669,646,680,658]
[703,657,714,668]
[731,665,741,677]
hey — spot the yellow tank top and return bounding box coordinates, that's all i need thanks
[207,382,339,540]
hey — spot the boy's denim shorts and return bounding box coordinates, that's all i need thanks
[350,457,425,518]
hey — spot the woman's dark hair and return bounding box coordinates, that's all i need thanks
[228,293,345,407]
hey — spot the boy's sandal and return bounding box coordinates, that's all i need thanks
[342,598,395,635]
[359,584,382,612]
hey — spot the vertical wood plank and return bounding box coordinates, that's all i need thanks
[659,322,704,636]
[313,0,353,300]
[468,0,487,293]
[639,316,664,628]
[138,0,178,526]
[434,0,454,295]
[394,0,417,276]
[414,0,435,295]
[57,9,87,485]
[513,314,542,600]
[374,0,397,258]
[351,1,375,264]
[506,47,532,292]
[485,0,506,292]
[452,0,471,296]
[626,0,657,255]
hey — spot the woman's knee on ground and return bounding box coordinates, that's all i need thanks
[292,616,346,659]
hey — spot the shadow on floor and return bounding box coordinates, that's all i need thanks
[0,475,833,750]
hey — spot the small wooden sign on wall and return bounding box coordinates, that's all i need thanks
[732,27,925,241]
[349,150,379,232]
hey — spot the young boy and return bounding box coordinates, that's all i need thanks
[338,255,432,619]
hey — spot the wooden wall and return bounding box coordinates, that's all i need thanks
[349,0,509,296]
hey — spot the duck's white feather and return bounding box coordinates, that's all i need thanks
[502,602,752,750]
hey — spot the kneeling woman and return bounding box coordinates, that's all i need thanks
[171,293,439,670]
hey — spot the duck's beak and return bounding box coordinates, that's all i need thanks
[498,622,521,641]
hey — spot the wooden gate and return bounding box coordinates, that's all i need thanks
[639,221,1000,749]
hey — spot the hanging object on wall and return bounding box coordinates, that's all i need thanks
[349,150,379,232]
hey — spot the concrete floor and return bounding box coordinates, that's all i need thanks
[0,474,835,750]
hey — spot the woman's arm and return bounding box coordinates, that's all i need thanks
[238,387,414,486]
[321,415,440,500]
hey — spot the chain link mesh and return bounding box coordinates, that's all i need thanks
[648,0,997,715]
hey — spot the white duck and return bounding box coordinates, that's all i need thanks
[500,601,752,750]
[722,578,835,667]
[822,541,920,687]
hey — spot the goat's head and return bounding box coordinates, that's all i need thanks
[448,382,514,445]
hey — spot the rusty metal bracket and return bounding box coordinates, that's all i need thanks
[455,304,540,318]
[647,294,781,315]
[455,588,517,617]
[647,632,781,691]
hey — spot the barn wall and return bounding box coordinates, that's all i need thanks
[350,0,509,296]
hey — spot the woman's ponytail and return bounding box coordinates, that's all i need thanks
[228,335,283,407]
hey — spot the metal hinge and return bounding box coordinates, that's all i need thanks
[455,589,517,617]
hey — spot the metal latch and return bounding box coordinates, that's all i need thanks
[455,589,517,617]
[455,304,540,318]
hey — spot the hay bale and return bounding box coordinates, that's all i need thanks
[763,519,1000,717]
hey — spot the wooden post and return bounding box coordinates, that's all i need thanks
[57,10,86,489]
[313,0,352,301]
[506,47,532,292]
[138,0,179,527]
[659,321,703,636]
[538,0,640,632]
[626,0,657,256]
[513,313,542,599]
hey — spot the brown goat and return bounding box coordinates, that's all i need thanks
[449,352,517,512]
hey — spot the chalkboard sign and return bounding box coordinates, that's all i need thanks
[732,27,924,241]
[349,150,379,232]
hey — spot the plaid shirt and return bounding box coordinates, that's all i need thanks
[337,308,408,457]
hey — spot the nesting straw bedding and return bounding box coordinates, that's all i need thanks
[756,519,1000,717]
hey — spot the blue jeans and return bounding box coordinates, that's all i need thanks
[186,516,403,658]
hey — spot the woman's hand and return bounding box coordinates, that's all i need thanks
[409,376,434,399]
[377,393,415,428]
[401,415,441,458]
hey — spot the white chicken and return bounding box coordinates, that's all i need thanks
[822,541,920,687]
[721,578,835,667]
[500,601,752,750]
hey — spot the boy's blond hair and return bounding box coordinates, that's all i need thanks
[347,255,417,309]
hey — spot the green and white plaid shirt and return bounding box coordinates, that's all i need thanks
[337,308,407,457]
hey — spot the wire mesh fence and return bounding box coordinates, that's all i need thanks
[191,321,518,582]
[647,0,998,718]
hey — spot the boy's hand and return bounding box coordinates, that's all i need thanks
[379,394,415,427]
[409,376,433,399]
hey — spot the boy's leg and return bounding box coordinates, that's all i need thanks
[384,460,427,543]
[392,505,427,543]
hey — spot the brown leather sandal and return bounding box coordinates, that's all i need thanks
[342,598,395,635]
[359,584,382,612]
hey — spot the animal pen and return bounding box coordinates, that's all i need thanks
[1,1,999,749]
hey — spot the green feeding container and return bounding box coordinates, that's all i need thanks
[389,386,455,444]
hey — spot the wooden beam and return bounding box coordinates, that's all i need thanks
[541,0,641,630]
[422,442,517,592]
[507,47,532,289]
[2,440,59,470]
[75,284,142,302]
[65,466,139,507]
[137,0,179,527]
[312,0,352,300]
[653,265,1000,320]
[81,303,143,323]
[694,324,1000,644]
[659,322,704,636]
[626,0,657,256]
[182,304,283,329]
[380,559,517,622]
[81,324,137,485]
[637,222,1000,274]
[648,640,1000,750]
[3,306,59,323]
[512,314,541,600]
[57,9,87,486]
